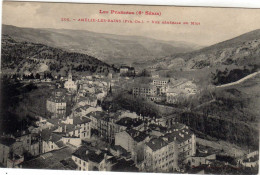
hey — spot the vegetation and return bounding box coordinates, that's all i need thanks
[101,92,160,118]
[211,65,259,85]
[1,35,117,76]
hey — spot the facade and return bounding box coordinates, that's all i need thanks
[72,146,116,171]
[133,84,156,97]
[115,129,148,163]
[0,138,23,167]
[46,90,67,118]
[152,78,169,86]
[143,137,179,173]
[12,130,32,153]
[64,116,92,139]
[64,71,77,92]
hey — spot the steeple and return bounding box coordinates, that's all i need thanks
[68,67,72,81]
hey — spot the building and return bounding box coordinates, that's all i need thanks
[115,117,144,133]
[119,66,135,76]
[64,116,92,139]
[115,129,149,163]
[77,95,97,107]
[143,137,179,173]
[64,70,77,92]
[46,89,67,118]
[12,130,32,153]
[152,78,170,86]
[72,146,116,171]
[0,137,23,167]
[133,84,156,97]
[142,124,196,172]
[184,153,216,168]
[41,129,65,153]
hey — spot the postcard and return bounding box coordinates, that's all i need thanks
[0,1,259,174]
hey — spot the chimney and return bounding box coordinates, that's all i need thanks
[64,125,67,132]
[86,150,89,155]
[174,137,176,141]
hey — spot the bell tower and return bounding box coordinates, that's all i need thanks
[68,68,72,81]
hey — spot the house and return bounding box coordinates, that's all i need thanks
[115,117,144,132]
[64,116,92,139]
[72,146,116,171]
[143,137,179,173]
[115,129,149,163]
[46,89,67,118]
[12,129,32,153]
[142,124,196,172]
[41,128,65,153]
[0,137,23,167]
[73,105,102,117]
[77,95,97,107]
[152,78,170,86]
[184,152,216,167]
[119,66,135,76]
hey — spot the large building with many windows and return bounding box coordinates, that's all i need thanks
[46,89,67,118]
[142,124,196,172]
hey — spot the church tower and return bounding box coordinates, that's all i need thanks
[68,68,72,81]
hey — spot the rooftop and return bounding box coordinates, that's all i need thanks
[21,146,75,169]
[73,116,91,125]
[0,137,16,147]
[146,137,168,151]
[72,146,112,163]
[126,129,148,142]
[116,117,143,128]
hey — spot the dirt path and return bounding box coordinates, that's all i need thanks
[216,71,260,88]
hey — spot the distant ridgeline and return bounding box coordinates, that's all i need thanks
[1,35,118,77]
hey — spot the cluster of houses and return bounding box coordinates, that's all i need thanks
[1,69,258,173]
[132,77,199,103]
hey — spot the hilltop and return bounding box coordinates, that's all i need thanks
[151,29,260,70]
[2,24,202,66]
[1,34,115,77]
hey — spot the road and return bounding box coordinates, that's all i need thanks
[216,71,260,88]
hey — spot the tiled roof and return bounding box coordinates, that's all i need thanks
[59,123,81,133]
[146,137,168,151]
[111,158,138,172]
[0,137,16,147]
[73,117,91,125]
[72,146,110,163]
[116,117,143,128]
[126,129,148,142]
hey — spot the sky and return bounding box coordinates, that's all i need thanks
[2,1,260,46]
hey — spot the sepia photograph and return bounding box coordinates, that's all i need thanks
[0,1,259,174]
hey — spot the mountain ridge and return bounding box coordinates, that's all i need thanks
[1,24,203,65]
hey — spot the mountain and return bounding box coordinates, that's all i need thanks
[1,25,202,66]
[151,29,260,70]
[1,34,115,77]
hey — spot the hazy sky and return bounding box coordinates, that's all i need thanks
[2,1,260,46]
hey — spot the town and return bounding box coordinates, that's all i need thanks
[0,65,258,174]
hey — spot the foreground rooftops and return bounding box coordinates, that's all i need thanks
[72,146,112,163]
[146,126,194,151]
[73,117,91,125]
[116,117,143,128]
[126,129,148,142]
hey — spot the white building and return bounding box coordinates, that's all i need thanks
[64,70,77,92]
